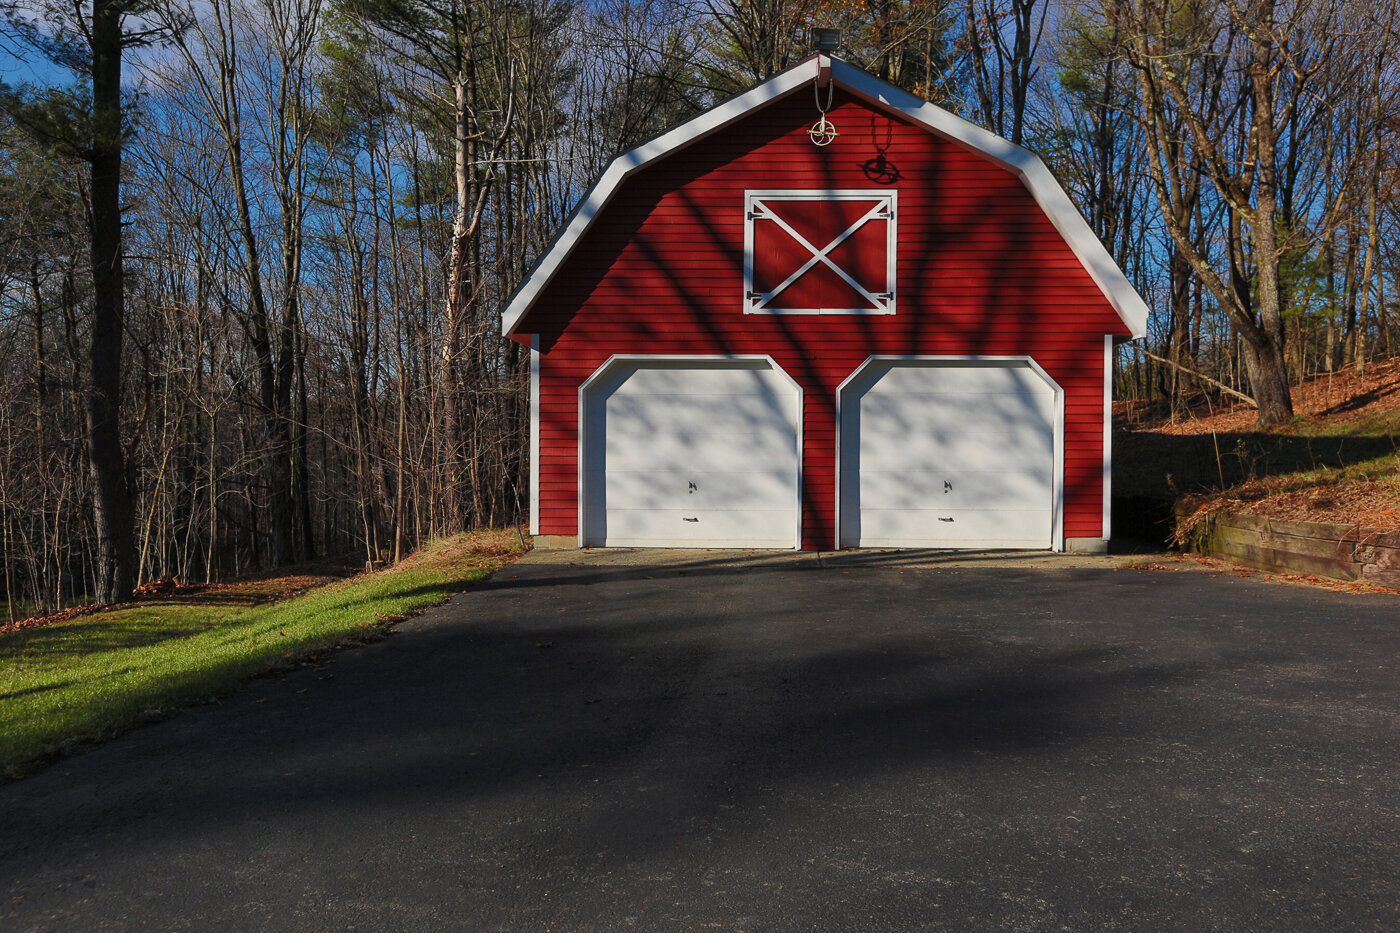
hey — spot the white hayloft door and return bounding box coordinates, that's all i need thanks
[744,190,897,316]
[581,359,800,548]
[840,360,1059,548]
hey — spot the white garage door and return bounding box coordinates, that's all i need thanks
[582,359,800,548]
[839,360,1059,549]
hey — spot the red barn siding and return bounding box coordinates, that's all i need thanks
[529,90,1130,548]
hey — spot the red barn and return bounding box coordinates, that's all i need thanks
[502,56,1147,552]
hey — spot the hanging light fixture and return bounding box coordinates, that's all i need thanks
[809,28,841,53]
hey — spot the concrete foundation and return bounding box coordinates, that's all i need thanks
[531,535,578,549]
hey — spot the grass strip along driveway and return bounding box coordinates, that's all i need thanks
[0,533,522,780]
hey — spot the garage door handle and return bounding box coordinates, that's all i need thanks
[683,517,699,522]
[939,517,954,522]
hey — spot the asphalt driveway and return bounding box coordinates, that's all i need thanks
[3,549,1398,931]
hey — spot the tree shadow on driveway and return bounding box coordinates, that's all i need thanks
[4,559,1398,929]
[1,572,1186,847]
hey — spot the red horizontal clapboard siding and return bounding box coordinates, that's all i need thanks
[528,90,1129,547]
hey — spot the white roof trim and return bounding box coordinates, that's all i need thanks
[500,57,823,337]
[827,60,1147,338]
[502,55,1148,340]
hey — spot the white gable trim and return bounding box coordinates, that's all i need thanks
[501,58,824,337]
[828,60,1147,339]
[502,55,1148,340]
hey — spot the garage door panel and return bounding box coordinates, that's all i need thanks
[584,360,799,548]
[856,389,1052,423]
[604,430,797,473]
[859,447,1049,475]
[863,365,1044,395]
[858,467,1052,511]
[609,366,789,396]
[857,420,1051,467]
[858,388,1055,409]
[606,393,798,436]
[597,468,794,511]
[600,508,795,547]
[841,360,1058,549]
[853,508,1050,547]
[860,401,1052,434]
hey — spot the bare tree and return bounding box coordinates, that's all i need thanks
[1,0,174,601]
[153,0,322,564]
[1108,0,1377,425]
[964,0,1048,145]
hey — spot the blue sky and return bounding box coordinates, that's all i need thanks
[1,33,75,88]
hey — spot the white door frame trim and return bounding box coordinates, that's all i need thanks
[834,355,1065,551]
[1102,335,1113,543]
[577,354,804,549]
[529,334,541,536]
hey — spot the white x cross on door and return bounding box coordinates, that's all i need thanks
[744,190,897,315]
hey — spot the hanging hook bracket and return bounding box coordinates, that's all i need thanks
[809,67,838,147]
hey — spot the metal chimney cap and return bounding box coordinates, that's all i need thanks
[810,28,841,53]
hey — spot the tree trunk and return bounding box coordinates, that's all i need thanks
[296,329,315,559]
[1239,336,1292,426]
[440,67,475,532]
[224,117,293,565]
[1167,238,1192,412]
[87,0,136,605]
[1352,155,1382,375]
[1245,21,1294,428]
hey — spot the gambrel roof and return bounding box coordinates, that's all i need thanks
[501,55,1148,340]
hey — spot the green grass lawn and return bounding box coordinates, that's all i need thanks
[0,533,523,781]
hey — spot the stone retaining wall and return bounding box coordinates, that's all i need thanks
[1178,507,1400,587]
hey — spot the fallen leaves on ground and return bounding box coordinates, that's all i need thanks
[1116,355,1400,531]
[0,604,104,636]
[1184,553,1400,596]
[2,570,349,637]
[1117,356,1400,436]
